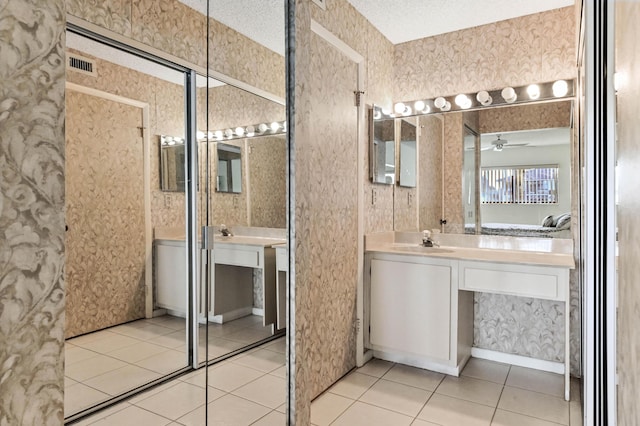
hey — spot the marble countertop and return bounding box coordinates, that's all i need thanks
[366,231,575,268]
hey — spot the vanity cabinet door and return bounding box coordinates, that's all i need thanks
[370,259,451,361]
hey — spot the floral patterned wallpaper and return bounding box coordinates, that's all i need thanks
[0,1,66,424]
[65,91,146,338]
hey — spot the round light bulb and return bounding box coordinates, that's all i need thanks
[527,84,540,100]
[414,101,425,112]
[441,101,452,112]
[196,131,205,140]
[421,105,431,114]
[552,80,569,97]
[214,130,223,140]
[455,94,469,107]
[373,109,382,120]
[235,126,245,136]
[394,102,406,114]
[270,122,280,132]
[258,123,268,133]
[402,106,412,116]
[381,108,391,116]
[501,87,517,103]
[246,125,255,136]
[476,90,492,106]
[224,128,233,138]
[207,131,213,140]
[434,97,446,109]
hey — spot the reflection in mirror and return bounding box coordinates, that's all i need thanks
[462,101,573,237]
[216,143,242,193]
[399,117,417,187]
[160,137,186,192]
[370,106,395,184]
[462,126,479,233]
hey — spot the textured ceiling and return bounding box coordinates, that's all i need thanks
[177,0,573,53]
[346,0,575,44]
[178,0,286,55]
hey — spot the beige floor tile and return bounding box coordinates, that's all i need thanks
[180,369,207,388]
[498,386,569,425]
[269,365,286,379]
[411,420,440,425]
[206,362,265,392]
[73,332,140,354]
[232,374,286,408]
[149,315,187,330]
[90,405,172,426]
[251,410,286,425]
[492,409,565,425]
[135,349,187,374]
[263,337,286,354]
[382,364,444,391]
[83,364,162,396]
[436,375,503,407]
[461,358,510,384]
[311,392,353,426]
[204,337,247,359]
[233,348,285,373]
[71,402,131,426]
[357,358,394,378]
[224,327,273,344]
[65,354,128,382]
[127,381,181,405]
[148,330,188,349]
[417,393,495,426]
[67,330,113,347]
[506,366,565,398]
[570,400,583,426]
[65,345,100,365]
[360,379,432,417]
[106,341,171,363]
[332,401,413,426]
[276,403,286,414]
[65,382,111,415]
[328,371,378,399]
[110,323,175,341]
[65,376,78,390]
[134,381,221,420]
[177,394,271,426]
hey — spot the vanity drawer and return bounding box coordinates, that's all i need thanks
[459,260,568,301]
[214,247,260,268]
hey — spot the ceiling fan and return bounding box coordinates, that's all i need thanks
[481,134,530,151]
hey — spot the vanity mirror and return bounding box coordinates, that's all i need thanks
[216,142,242,193]
[160,136,186,192]
[399,117,417,188]
[370,105,395,185]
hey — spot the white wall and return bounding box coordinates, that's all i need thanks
[480,144,571,225]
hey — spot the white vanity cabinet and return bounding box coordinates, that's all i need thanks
[365,253,473,376]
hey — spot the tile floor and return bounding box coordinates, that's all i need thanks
[72,339,583,426]
[65,314,274,417]
[313,357,583,426]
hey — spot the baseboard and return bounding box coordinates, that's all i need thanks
[152,309,167,318]
[252,308,264,316]
[471,347,565,374]
[372,349,461,376]
[208,306,253,324]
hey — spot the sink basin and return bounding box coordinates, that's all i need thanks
[391,244,454,254]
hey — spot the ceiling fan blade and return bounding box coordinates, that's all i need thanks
[480,145,494,151]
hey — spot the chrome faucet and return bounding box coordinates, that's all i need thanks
[219,224,233,237]
[421,230,439,247]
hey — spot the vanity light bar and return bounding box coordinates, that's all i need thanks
[197,120,287,142]
[378,79,575,120]
[160,135,185,146]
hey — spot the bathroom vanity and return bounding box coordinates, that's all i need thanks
[154,227,285,328]
[364,231,574,400]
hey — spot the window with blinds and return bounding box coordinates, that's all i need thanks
[480,165,559,204]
